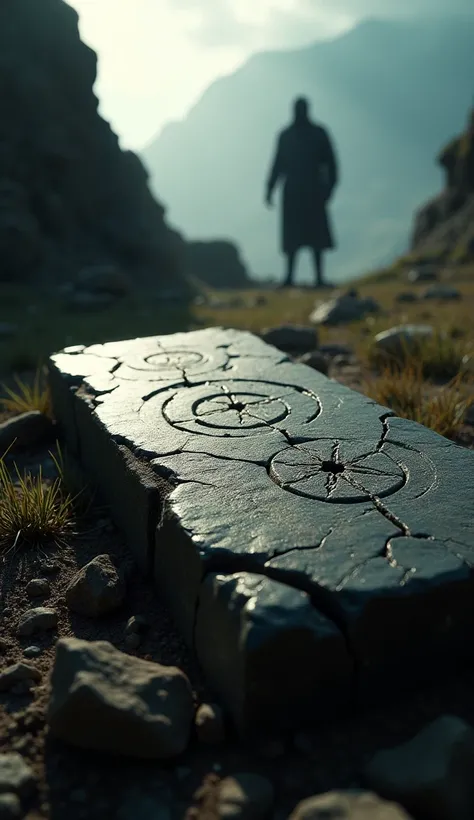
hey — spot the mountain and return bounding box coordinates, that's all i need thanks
[142,16,474,285]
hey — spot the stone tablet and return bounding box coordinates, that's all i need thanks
[49,328,474,734]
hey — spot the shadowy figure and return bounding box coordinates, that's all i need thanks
[265,97,339,287]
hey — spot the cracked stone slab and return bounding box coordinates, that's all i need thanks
[49,328,474,733]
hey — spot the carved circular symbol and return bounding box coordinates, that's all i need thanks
[113,347,229,381]
[270,440,406,502]
[153,380,321,437]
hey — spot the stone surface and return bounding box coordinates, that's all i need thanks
[47,637,194,758]
[365,715,474,820]
[217,773,274,820]
[310,291,380,325]
[49,327,474,733]
[0,793,22,820]
[17,608,57,637]
[65,554,126,617]
[0,753,35,799]
[0,412,53,453]
[0,663,41,692]
[195,703,226,745]
[260,325,317,354]
[289,791,412,819]
[373,325,434,359]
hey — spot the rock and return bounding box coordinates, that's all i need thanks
[0,412,53,453]
[407,265,439,283]
[25,579,50,599]
[47,637,194,758]
[365,715,474,820]
[125,615,149,635]
[75,265,132,296]
[65,554,126,617]
[23,646,42,659]
[217,773,274,820]
[395,292,418,303]
[310,293,380,325]
[0,753,35,799]
[289,791,413,819]
[260,325,318,354]
[0,792,22,820]
[373,324,435,360]
[17,608,58,637]
[0,323,17,339]
[195,703,226,745]
[0,663,41,692]
[298,351,329,375]
[422,284,461,300]
[124,633,141,651]
[318,343,353,358]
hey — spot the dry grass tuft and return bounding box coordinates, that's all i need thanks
[1,370,52,417]
[0,447,75,556]
[363,362,474,439]
[368,332,469,381]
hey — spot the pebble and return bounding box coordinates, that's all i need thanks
[25,579,50,599]
[17,608,58,637]
[23,646,42,659]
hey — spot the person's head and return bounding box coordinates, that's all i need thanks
[293,96,309,123]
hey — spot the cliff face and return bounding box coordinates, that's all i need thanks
[411,105,474,263]
[0,0,185,288]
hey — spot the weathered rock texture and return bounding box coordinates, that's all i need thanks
[0,0,246,292]
[411,105,474,262]
[49,328,474,735]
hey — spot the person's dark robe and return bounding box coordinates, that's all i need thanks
[266,121,338,254]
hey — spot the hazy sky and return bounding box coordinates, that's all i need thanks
[68,0,473,151]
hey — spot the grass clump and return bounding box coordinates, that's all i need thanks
[368,332,468,381]
[363,363,473,439]
[1,370,52,417]
[0,448,74,556]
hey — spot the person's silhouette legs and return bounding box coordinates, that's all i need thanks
[312,248,324,287]
[282,251,296,287]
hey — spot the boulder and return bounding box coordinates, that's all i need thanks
[0,663,41,692]
[373,325,435,360]
[310,292,380,325]
[260,325,318,354]
[289,791,412,819]
[365,715,474,820]
[47,637,194,758]
[65,554,126,617]
[17,607,58,637]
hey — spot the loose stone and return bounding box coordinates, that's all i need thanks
[65,554,126,617]
[25,579,50,599]
[17,608,57,637]
[0,663,41,692]
[0,753,36,799]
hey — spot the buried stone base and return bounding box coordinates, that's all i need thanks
[48,328,474,735]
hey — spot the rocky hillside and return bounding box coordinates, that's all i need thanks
[410,104,474,264]
[0,0,249,294]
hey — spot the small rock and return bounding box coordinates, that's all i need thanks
[124,633,141,651]
[195,703,225,745]
[47,637,194,758]
[23,646,42,659]
[422,285,461,300]
[17,607,58,637]
[125,615,149,635]
[39,561,60,575]
[365,715,474,820]
[373,325,434,360]
[0,412,53,453]
[298,350,329,375]
[260,325,318,354]
[310,293,380,325]
[25,579,50,599]
[0,323,18,339]
[0,753,36,799]
[65,554,126,617]
[395,292,418,303]
[0,663,41,692]
[407,265,438,283]
[289,791,412,819]
[0,792,22,820]
[217,773,274,820]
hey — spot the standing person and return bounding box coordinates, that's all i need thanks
[265,97,339,288]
